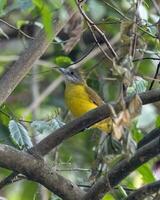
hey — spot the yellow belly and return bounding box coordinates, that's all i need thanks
[65,87,97,117]
[64,83,112,133]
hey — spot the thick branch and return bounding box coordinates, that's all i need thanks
[1,128,160,200]
[0,88,160,198]
[138,128,160,149]
[84,135,160,200]
[0,144,84,200]
[33,89,160,156]
[3,89,157,196]
[126,180,160,200]
[0,13,74,106]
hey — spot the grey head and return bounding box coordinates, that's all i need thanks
[59,67,84,84]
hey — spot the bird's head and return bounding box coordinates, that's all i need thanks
[59,68,84,84]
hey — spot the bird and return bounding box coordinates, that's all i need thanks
[59,67,113,134]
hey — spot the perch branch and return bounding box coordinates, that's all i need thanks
[0,144,85,200]
[33,89,160,156]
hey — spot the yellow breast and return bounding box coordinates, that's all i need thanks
[64,83,112,133]
[65,83,97,117]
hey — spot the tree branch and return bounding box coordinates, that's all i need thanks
[149,61,160,90]
[126,180,160,200]
[1,128,160,200]
[137,127,160,149]
[84,135,160,199]
[0,13,74,106]
[0,144,85,200]
[33,89,160,156]
[1,89,159,191]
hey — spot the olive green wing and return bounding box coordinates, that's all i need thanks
[85,85,104,106]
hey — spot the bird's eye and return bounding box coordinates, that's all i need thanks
[70,71,74,75]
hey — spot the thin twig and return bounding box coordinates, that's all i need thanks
[0,109,11,119]
[133,57,160,62]
[87,22,112,61]
[103,0,157,39]
[76,0,118,60]
[129,0,141,59]
[103,1,130,21]
[149,61,160,90]
[126,180,160,200]
[0,19,34,40]
[142,75,160,82]
[70,44,96,68]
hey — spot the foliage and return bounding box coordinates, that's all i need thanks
[8,120,33,149]
[0,0,159,199]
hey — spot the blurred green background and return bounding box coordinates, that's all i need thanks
[0,0,160,199]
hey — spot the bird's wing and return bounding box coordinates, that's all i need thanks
[85,85,104,106]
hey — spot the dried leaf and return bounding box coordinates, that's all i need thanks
[128,94,142,118]
[112,110,130,140]
[112,123,124,140]
[63,12,83,53]
[123,69,133,88]
[112,95,142,140]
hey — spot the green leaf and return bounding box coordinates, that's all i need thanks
[138,163,155,183]
[32,0,53,39]
[31,118,65,135]
[16,20,29,29]
[127,76,148,96]
[0,123,15,146]
[102,193,115,200]
[41,4,53,39]
[117,185,128,198]
[131,122,143,142]
[0,0,6,15]
[32,0,43,8]
[8,120,33,149]
[155,115,160,128]
[55,56,72,67]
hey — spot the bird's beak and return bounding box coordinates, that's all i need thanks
[58,68,66,74]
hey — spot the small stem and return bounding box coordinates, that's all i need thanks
[149,61,160,90]
[76,0,118,60]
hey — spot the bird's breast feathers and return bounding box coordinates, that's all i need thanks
[64,83,112,133]
[64,83,97,117]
